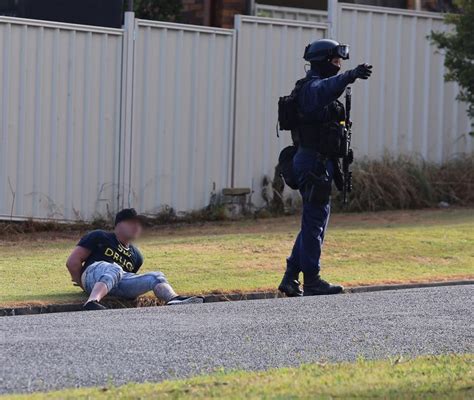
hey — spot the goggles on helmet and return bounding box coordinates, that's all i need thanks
[333,44,350,60]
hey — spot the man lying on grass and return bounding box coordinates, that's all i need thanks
[66,208,203,310]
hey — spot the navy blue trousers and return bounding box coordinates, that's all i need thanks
[287,148,333,275]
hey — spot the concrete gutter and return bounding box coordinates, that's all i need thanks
[1,279,473,317]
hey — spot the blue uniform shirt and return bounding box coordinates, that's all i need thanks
[298,69,353,120]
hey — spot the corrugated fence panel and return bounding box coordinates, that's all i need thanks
[255,4,328,24]
[233,16,327,202]
[0,17,123,221]
[337,4,472,162]
[129,21,235,213]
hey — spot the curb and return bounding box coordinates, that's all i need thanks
[1,280,473,317]
[344,279,474,293]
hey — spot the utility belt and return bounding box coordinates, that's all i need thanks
[295,122,348,158]
[278,122,346,198]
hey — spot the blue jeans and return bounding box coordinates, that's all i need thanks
[82,261,168,299]
[287,148,333,275]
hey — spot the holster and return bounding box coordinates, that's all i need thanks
[302,160,332,206]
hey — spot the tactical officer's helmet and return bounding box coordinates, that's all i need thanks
[303,39,350,62]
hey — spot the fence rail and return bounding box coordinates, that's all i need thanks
[255,4,328,24]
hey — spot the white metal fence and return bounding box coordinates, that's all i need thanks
[0,17,123,221]
[337,4,472,162]
[0,6,471,221]
[127,20,235,214]
[233,16,327,196]
[252,3,472,162]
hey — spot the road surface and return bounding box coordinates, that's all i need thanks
[1,285,473,394]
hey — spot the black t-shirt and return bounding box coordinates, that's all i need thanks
[77,230,144,274]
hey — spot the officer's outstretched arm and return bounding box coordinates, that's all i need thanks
[305,64,373,110]
[306,71,354,109]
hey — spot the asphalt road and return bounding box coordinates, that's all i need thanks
[1,285,473,394]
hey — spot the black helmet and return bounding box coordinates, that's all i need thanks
[303,39,350,62]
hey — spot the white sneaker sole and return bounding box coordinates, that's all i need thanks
[167,297,204,306]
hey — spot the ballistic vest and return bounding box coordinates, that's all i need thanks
[292,78,346,152]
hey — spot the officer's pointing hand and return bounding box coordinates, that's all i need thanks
[350,64,373,81]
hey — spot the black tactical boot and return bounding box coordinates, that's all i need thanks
[303,274,344,296]
[278,266,303,297]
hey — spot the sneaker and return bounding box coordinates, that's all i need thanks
[83,300,107,311]
[166,296,204,305]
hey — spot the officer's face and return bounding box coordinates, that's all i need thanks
[330,57,342,68]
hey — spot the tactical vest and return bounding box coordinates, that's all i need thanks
[289,77,346,158]
[277,77,348,191]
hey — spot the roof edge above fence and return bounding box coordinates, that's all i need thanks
[236,15,329,30]
[0,16,124,35]
[136,19,235,35]
[339,3,445,20]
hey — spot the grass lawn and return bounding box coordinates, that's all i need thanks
[0,208,473,306]
[3,355,473,399]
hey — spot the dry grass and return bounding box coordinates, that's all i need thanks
[337,155,474,211]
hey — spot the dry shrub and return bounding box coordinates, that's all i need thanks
[333,154,474,212]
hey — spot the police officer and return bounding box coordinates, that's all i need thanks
[278,39,372,297]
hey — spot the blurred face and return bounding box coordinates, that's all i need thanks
[115,219,143,242]
[331,57,342,68]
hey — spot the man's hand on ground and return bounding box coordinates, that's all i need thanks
[72,280,84,289]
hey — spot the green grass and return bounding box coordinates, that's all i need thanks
[1,209,473,306]
[3,355,473,399]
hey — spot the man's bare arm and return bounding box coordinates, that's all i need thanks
[66,246,92,287]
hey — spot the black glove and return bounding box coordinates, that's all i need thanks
[349,64,373,82]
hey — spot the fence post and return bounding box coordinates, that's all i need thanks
[118,11,136,209]
[327,0,337,39]
[230,15,241,188]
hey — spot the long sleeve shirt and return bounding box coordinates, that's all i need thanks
[298,69,353,121]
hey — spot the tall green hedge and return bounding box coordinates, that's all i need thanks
[430,0,474,135]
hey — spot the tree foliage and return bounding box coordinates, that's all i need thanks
[133,0,182,22]
[430,0,474,134]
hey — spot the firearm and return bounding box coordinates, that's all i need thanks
[342,87,354,205]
